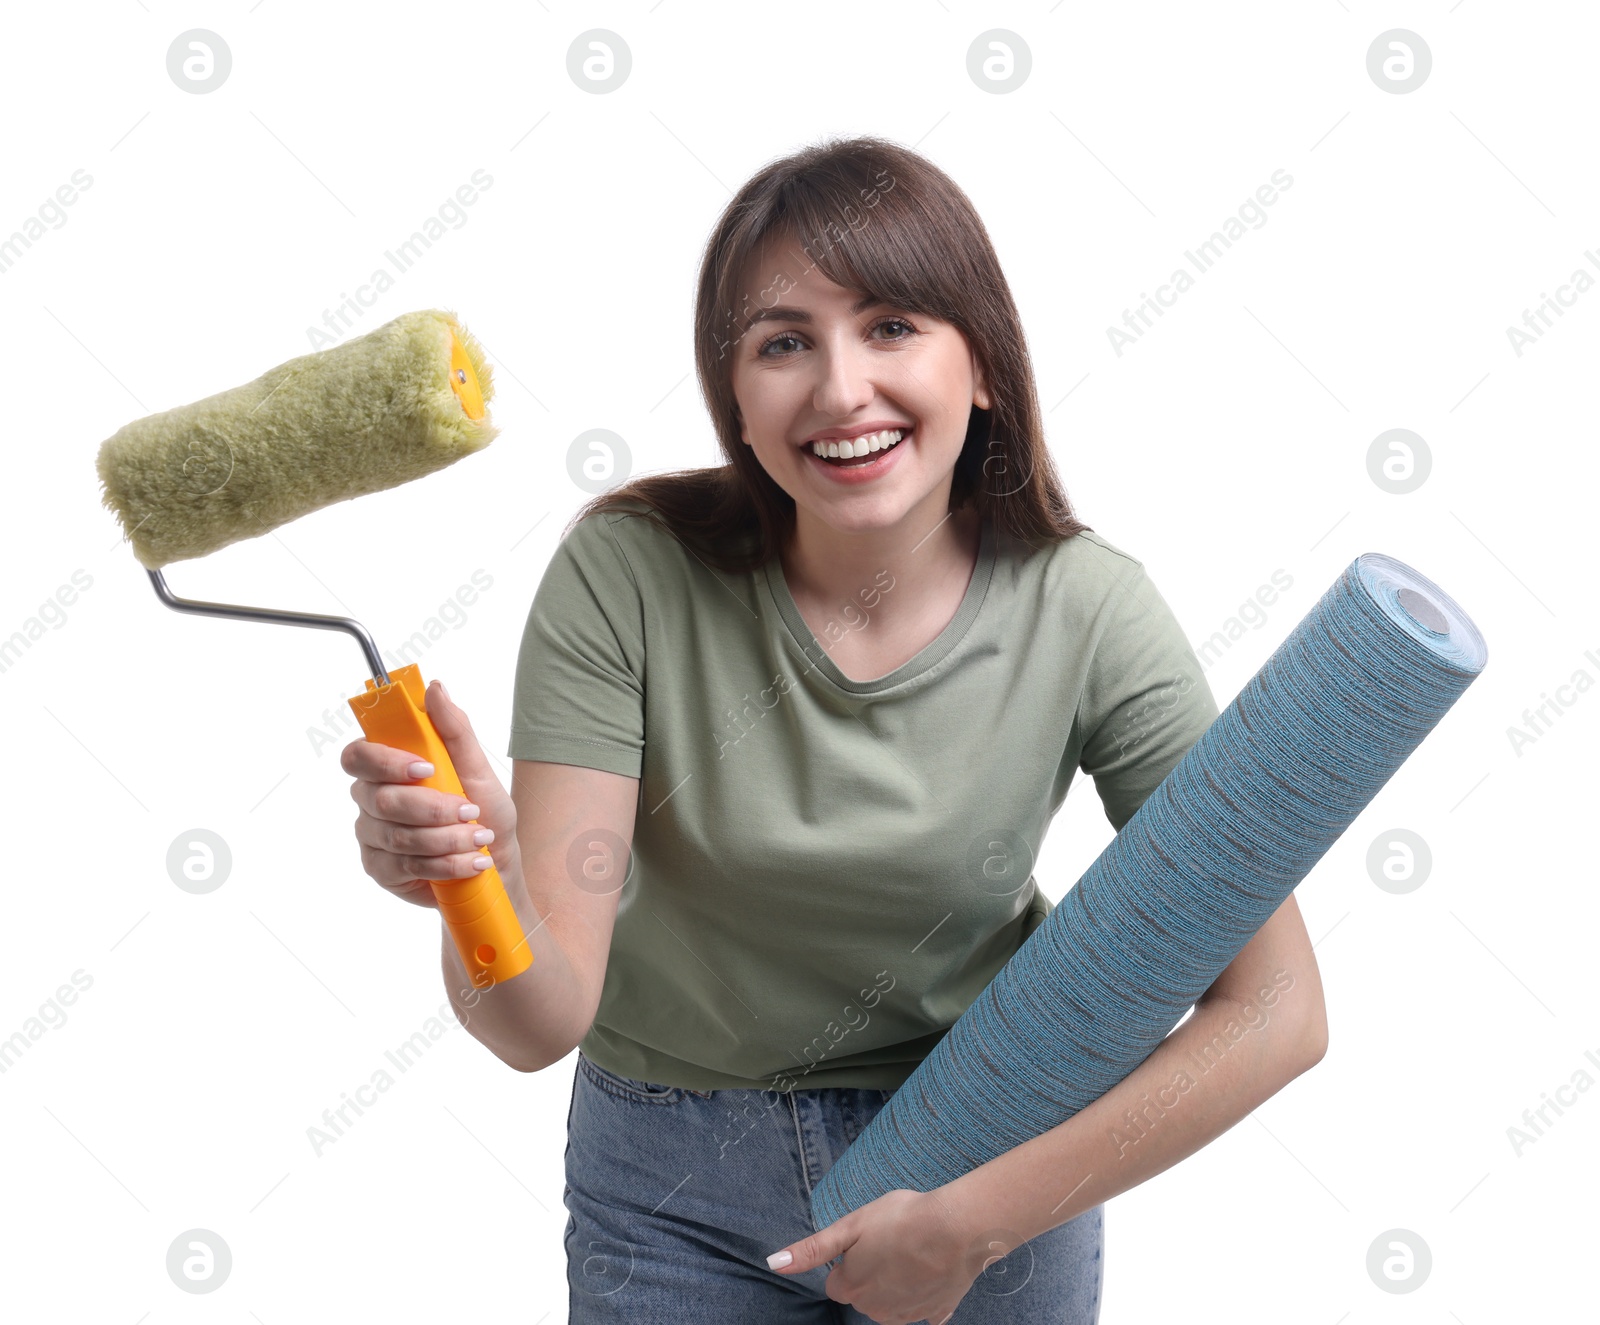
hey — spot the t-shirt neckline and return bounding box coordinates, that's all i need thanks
[762,515,997,694]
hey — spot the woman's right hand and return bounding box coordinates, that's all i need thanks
[341,678,522,910]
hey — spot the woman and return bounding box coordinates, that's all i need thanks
[344,135,1327,1324]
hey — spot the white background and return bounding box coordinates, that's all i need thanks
[1,1,1594,1320]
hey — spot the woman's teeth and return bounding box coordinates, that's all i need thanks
[809,428,905,465]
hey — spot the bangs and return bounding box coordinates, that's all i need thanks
[723,166,970,343]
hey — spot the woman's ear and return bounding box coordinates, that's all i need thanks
[972,354,992,411]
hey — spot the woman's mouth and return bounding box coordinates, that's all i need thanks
[804,427,909,482]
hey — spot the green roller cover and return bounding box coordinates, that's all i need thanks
[94,309,498,569]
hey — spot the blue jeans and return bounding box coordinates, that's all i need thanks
[563,1050,1104,1322]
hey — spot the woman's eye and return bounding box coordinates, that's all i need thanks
[758,332,804,357]
[757,317,917,358]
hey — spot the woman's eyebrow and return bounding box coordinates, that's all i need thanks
[745,294,887,328]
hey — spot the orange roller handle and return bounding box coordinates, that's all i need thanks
[347,664,532,990]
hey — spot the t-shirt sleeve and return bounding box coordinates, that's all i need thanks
[1075,553,1220,832]
[506,513,645,779]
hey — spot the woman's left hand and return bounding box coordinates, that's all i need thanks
[766,1187,980,1325]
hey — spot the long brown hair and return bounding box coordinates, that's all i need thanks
[565,133,1091,572]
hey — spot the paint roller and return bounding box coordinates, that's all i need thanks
[812,552,1488,1228]
[93,308,530,990]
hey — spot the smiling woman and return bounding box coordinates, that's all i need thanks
[569,133,1089,569]
[492,133,1324,1325]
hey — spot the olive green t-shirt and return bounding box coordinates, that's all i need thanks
[506,502,1219,1092]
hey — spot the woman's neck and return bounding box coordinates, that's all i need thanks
[780,503,983,633]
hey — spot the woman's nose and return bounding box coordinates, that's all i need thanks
[811,335,878,413]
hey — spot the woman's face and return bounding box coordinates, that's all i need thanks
[728,235,991,537]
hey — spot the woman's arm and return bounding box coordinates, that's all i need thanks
[933,891,1328,1247]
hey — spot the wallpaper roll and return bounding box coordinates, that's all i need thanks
[810,552,1487,1228]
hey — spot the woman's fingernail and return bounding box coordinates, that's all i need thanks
[408,761,435,779]
[471,853,493,871]
[458,803,480,821]
[438,680,451,703]
[473,828,494,846]
[767,1250,792,1270]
